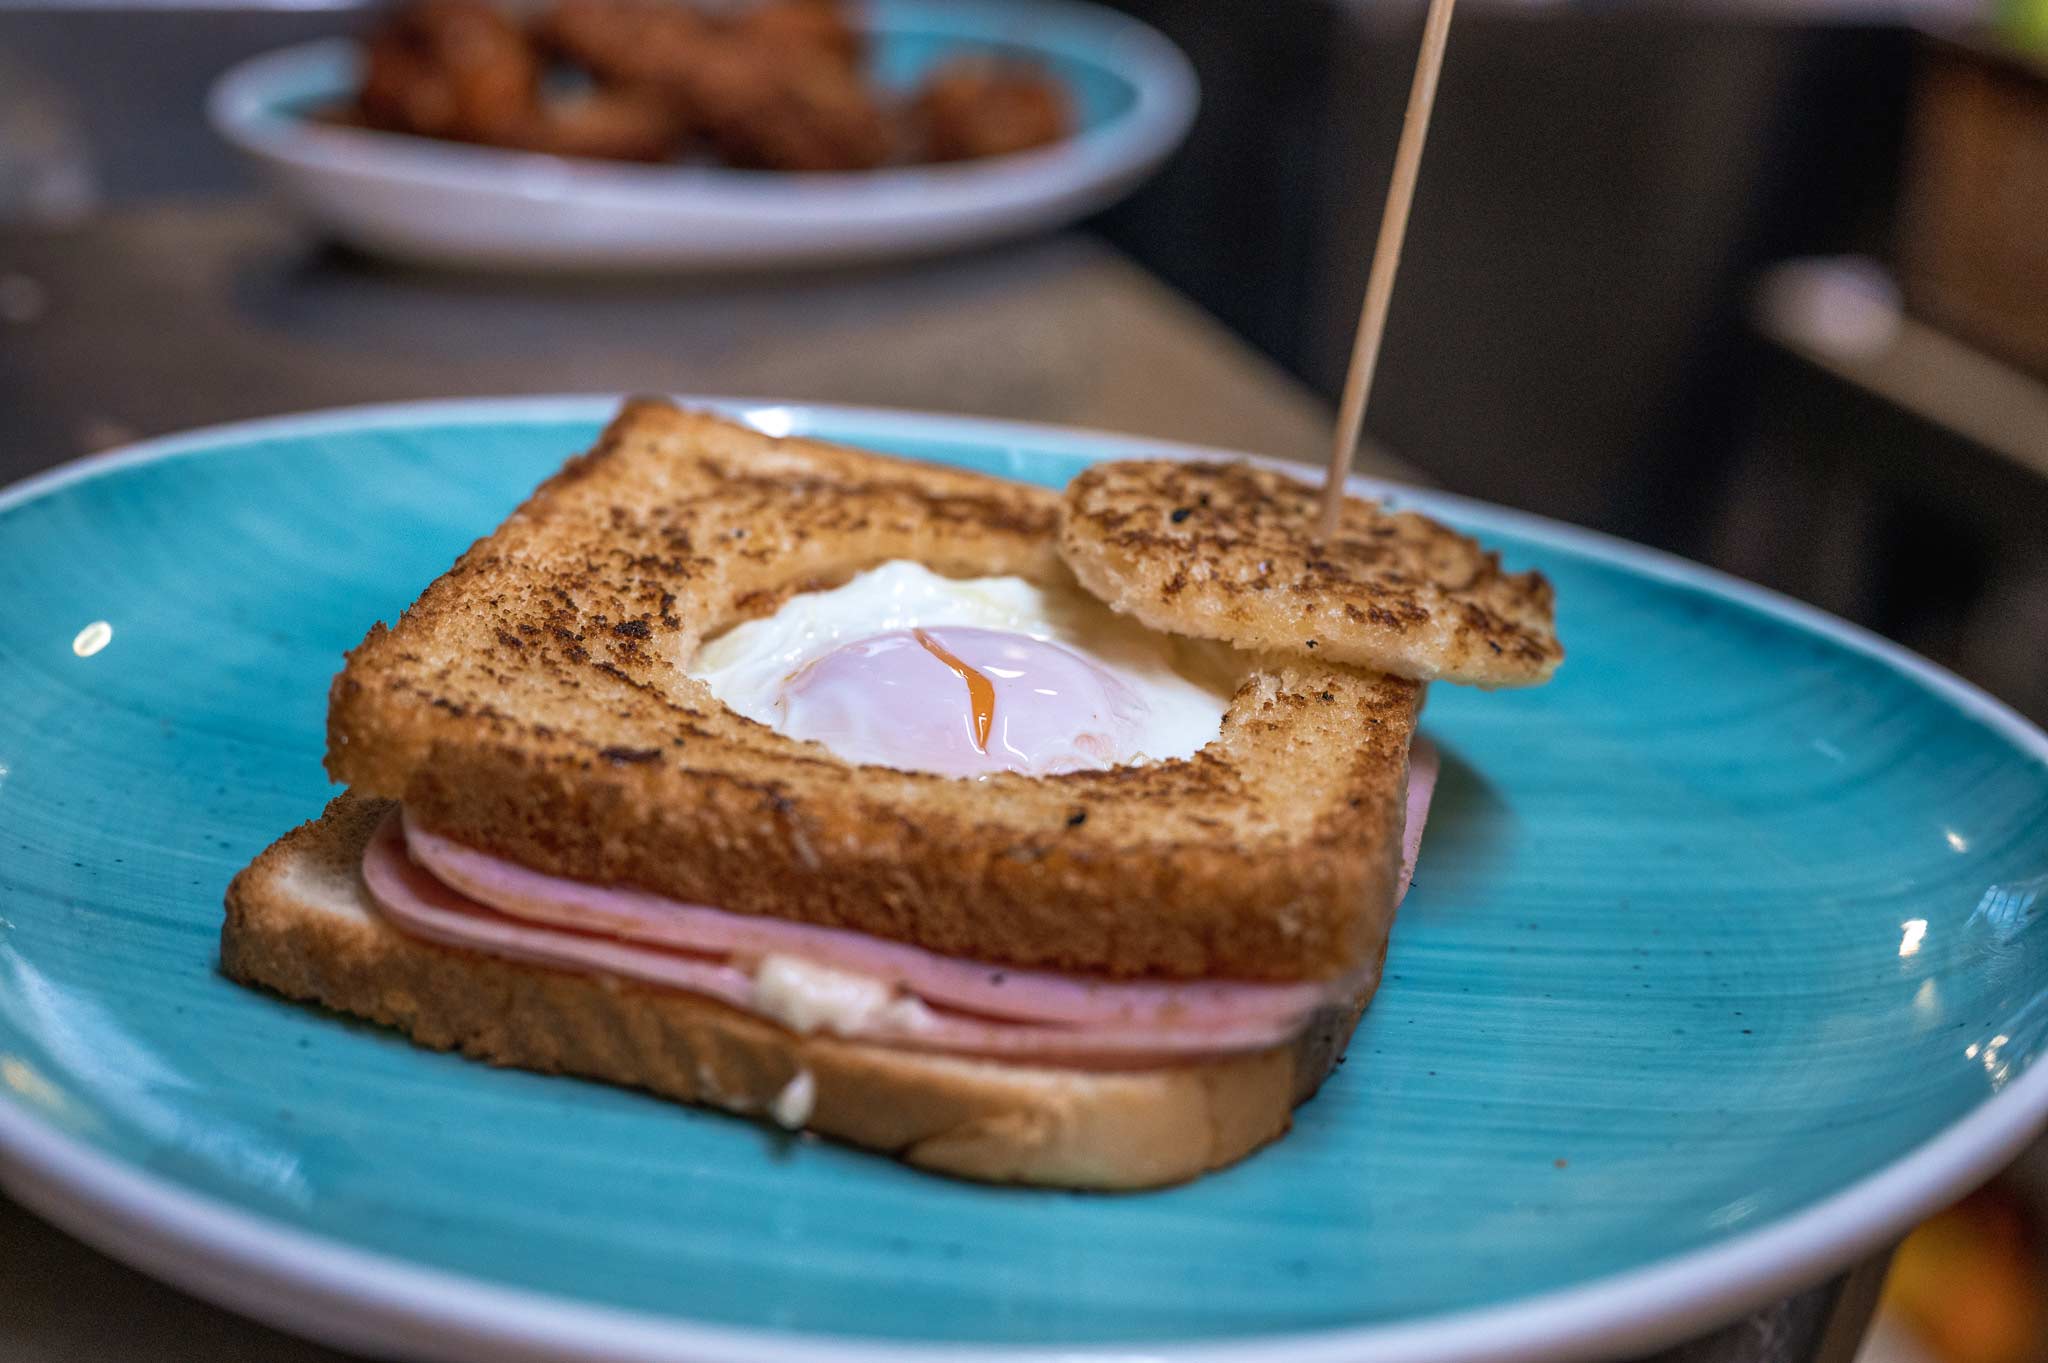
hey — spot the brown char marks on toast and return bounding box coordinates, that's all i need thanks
[326,401,1421,982]
[1057,459,1561,686]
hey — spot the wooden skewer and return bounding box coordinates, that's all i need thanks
[1320,0,1459,537]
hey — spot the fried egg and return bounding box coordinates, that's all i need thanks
[690,560,1237,778]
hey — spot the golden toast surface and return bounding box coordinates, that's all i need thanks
[328,401,1421,982]
[1058,460,1561,686]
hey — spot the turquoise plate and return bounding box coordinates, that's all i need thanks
[3,398,2046,1363]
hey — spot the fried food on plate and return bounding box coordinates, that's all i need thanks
[358,0,541,145]
[531,0,888,169]
[728,0,864,69]
[912,57,1072,162]
[686,39,893,170]
[356,0,1070,169]
[531,0,713,104]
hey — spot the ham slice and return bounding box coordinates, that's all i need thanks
[405,817,1323,1029]
[362,738,1440,1066]
[1399,735,1437,900]
[364,817,1302,1066]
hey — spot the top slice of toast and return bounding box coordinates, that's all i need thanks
[328,401,1421,982]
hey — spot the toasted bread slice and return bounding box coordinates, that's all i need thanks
[329,401,1422,982]
[221,795,1364,1189]
[1057,460,1561,686]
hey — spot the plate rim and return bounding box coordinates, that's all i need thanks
[205,0,1200,213]
[2,393,2046,1363]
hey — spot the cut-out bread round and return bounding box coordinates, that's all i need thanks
[329,402,1422,983]
[1056,460,1562,687]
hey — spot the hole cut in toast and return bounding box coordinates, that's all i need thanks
[324,400,1440,983]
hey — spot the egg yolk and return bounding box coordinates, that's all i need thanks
[776,627,1151,777]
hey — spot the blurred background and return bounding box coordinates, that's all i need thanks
[3,0,2047,1358]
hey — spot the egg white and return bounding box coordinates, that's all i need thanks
[689,560,1237,774]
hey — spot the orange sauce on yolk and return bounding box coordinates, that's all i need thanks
[913,628,995,752]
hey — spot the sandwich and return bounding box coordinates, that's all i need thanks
[223,400,1560,1188]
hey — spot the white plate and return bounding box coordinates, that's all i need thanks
[207,0,1197,271]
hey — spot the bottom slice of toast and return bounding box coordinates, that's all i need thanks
[222,795,1367,1189]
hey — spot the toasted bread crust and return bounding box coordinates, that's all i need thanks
[222,796,1359,1189]
[328,403,1421,982]
[1057,460,1562,686]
